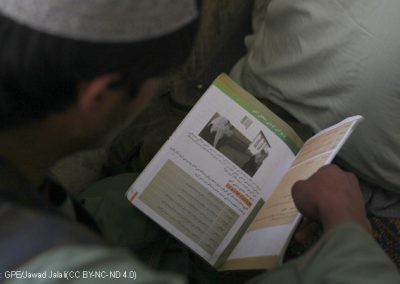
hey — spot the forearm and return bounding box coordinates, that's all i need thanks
[249,222,400,284]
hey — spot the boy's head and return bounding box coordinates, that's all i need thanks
[0,0,198,145]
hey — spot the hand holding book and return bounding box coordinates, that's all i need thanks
[292,165,371,234]
[126,74,364,270]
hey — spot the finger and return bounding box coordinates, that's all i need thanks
[292,179,315,217]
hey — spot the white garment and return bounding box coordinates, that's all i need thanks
[209,116,229,133]
[231,0,400,192]
[209,116,231,147]
[0,0,198,42]
[213,126,233,148]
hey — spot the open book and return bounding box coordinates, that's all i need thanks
[126,74,362,270]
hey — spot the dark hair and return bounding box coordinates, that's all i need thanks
[0,11,198,129]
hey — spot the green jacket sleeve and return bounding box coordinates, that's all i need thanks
[4,245,185,284]
[5,222,399,283]
[249,221,400,284]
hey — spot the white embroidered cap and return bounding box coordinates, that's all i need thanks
[0,0,198,42]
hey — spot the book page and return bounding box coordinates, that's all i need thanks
[126,74,301,266]
[221,116,363,270]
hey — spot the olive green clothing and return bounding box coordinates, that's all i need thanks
[4,245,185,284]
[2,155,400,284]
[5,222,400,283]
[75,174,400,283]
